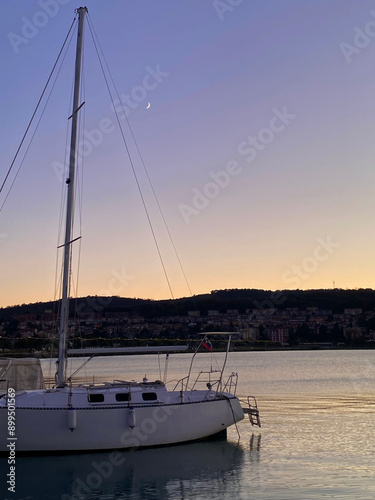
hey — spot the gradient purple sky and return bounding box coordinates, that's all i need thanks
[1,0,375,307]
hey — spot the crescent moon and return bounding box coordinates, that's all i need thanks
[146,102,151,109]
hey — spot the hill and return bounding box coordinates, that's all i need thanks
[1,288,375,320]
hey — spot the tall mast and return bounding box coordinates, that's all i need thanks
[56,7,87,388]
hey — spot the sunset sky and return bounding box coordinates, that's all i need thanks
[1,0,375,308]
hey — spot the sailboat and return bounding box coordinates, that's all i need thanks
[0,7,260,453]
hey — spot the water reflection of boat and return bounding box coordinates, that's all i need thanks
[0,440,245,500]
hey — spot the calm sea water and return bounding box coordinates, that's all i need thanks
[2,350,375,500]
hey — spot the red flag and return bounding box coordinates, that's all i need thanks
[202,339,212,352]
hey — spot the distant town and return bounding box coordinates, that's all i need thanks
[1,288,375,354]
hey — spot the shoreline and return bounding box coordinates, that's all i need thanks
[2,343,375,358]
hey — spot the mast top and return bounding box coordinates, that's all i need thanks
[76,6,88,14]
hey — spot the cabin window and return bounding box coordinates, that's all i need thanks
[88,394,104,403]
[115,393,130,402]
[142,392,157,401]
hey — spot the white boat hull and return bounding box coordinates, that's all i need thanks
[0,389,244,453]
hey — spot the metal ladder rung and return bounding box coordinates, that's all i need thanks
[241,396,261,427]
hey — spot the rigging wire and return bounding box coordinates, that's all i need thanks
[0,15,77,202]
[126,120,197,303]
[86,15,198,311]
[86,14,176,301]
[0,20,77,216]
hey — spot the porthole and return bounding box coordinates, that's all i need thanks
[88,393,104,403]
[142,392,157,401]
[115,393,130,402]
